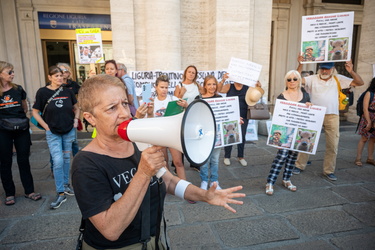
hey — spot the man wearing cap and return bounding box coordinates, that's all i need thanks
[295,58,364,181]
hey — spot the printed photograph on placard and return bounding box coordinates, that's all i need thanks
[215,123,223,147]
[223,120,240,146]
[268,125,295,149]
[302,40,326,62]
[293,128,317,153]
[328,37,349,61]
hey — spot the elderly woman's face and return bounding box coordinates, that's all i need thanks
[286,74,300,89]
[92,86,131,137]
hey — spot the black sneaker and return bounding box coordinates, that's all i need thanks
[50,194,67,209]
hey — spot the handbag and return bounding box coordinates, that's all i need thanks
[31,87,63,130]
[0,117,29,131]
[247,100,270,120]
[334,76,348,111]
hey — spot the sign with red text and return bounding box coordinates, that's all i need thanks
[301,12,354,63]
[204,97,241,148]
[76,28,104,64]
[267,99,326,154]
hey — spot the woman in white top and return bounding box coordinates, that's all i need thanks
[174,65,203,104]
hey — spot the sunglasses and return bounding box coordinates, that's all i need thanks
[61,69,69,73]
[7,70,14,75]
[287,78,298,82]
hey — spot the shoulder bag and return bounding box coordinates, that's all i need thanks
[334,76,348,111]
[247,98,270,120]
[31,87,63,130]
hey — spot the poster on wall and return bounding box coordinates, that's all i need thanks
[267,99,326,155]
[227,57,262,87]
[204,97,241,149]
[76,28,105,64]
[300,11,354,63]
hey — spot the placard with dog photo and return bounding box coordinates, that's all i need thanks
[204,96,241,148]
[301,11,354,63]
[267,99,326,154]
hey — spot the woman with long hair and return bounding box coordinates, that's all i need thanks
[0,61,41,206]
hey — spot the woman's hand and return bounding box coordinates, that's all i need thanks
[135,99,153,119]
[204,184,245,213]
[138,146,166,178]
[73,118,79,128]
[305,102,313,107]
[365,122,372,131]
[255,81,262,88]
[177,99,188,108]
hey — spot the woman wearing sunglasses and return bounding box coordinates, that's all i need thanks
[265,70,311,195]
[0,61,41,206]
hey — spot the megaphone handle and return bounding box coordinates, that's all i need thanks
[155,167,167,179]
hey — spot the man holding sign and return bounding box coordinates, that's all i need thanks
[295,58,364,181]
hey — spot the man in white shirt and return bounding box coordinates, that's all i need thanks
[294,59,364,181]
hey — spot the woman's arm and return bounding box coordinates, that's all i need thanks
[73,104,80,128]
[88,146,166,241]
[32,108,49,130]
[22,100,28,114]
[217,73,229,93]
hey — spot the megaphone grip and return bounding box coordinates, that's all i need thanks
[155,167,167,179]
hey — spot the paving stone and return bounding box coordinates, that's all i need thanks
[256,188,347,213]
[286,209,363,236]
[343,202,375,226]
[332,185,375,202]
[330,231,375,250]
[167,224,218,249]
[214,217,298,248]
[1,213,81,244]
[266,240,336,250]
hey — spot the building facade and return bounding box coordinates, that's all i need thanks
[1,0,373,122]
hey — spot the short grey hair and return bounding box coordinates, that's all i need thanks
[117,63,127,73]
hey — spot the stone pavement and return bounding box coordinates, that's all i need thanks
[1,123,375,250]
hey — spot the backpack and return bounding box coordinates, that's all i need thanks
[356,91,374,116]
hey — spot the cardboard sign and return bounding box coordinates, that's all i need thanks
[301,12,354,63]
[267,99,326,154]
[227,57,262,86]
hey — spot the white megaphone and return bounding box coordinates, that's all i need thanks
[118,99,216,178]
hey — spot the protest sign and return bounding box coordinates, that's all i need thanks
[131,70,227,97]
[267,99,326,154]
[300,11,354,63]
[204,97,241,148]
[227,57,262,87]
[76,28,104,64]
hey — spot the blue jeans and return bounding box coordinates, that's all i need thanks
[200,148,221,182]
[46,128,75,193]
[50,128,79,170]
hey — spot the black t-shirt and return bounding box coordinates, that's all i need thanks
[33,87,77,134]
[227,84,249,118]
[277,91,311,103]
[0,85,27,119]
[72,145,166,249]
[64,80,80,95]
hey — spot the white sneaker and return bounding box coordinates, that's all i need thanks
[210,181,222,190]
[200,181,208,190]
[223,158,231,166]
[239,158,247,167]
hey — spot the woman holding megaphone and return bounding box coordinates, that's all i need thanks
[72,75,245,250]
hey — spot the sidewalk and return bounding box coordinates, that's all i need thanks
[0,124,375,250]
